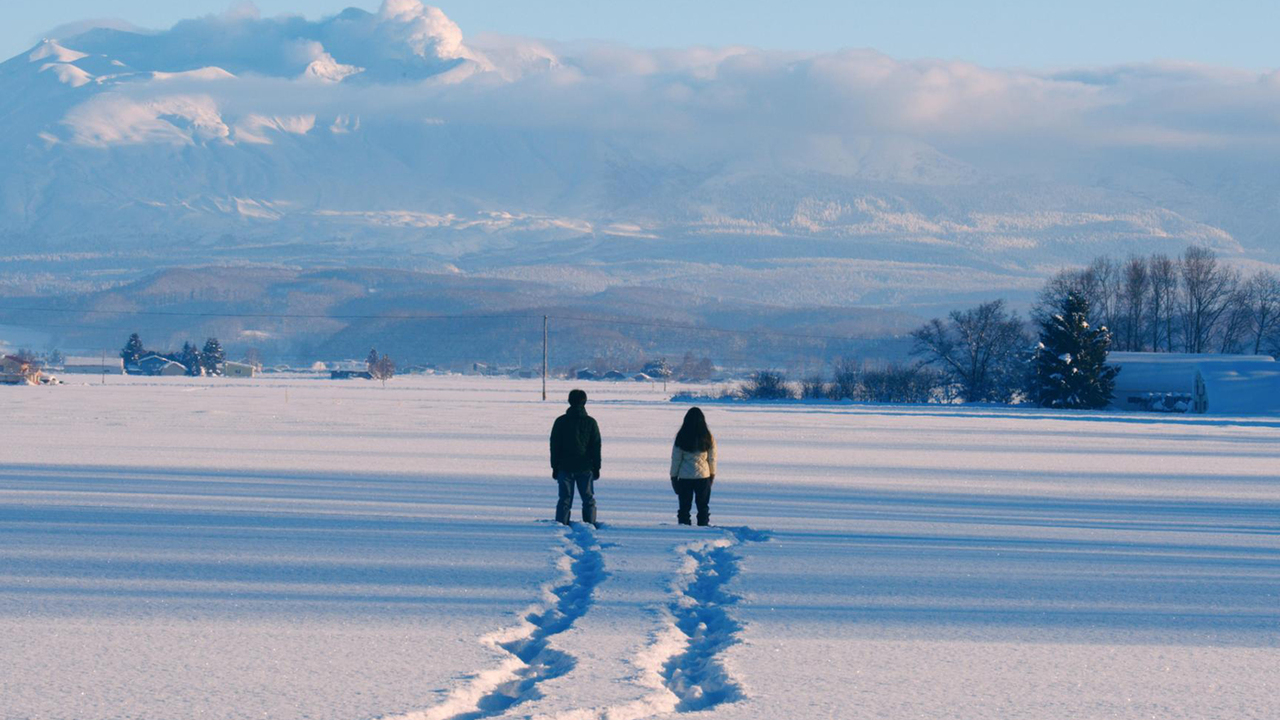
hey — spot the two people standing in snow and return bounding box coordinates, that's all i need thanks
[548,390,717,527]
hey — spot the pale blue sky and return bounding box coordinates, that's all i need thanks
[7,0,1279,69]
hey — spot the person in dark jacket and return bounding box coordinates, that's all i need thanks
[670,407,716,526]
[550,388,602,526]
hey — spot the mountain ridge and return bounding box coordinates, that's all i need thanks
[2,2,1279,362]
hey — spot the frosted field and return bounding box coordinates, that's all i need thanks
[2,374,1278,720]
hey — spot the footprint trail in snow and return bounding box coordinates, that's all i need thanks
[547,526,767,720]
[661,527,768,713]
[381,523,606,720]
[659,527,764,712]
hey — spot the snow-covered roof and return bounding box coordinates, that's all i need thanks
[1110,352,1275,364]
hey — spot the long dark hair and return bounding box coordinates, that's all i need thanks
[675,407,713,453]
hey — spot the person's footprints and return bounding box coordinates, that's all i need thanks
[660,527,764,712]
[537,526,768,720]
[378,524,606,720]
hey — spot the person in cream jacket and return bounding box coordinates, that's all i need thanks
[670,407,716,526]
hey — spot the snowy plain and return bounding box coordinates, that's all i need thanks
[2,374,1278,720]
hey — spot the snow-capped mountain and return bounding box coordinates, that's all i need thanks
[2,1,1279,317]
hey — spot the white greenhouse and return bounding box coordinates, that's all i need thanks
[1108,352,1280,415]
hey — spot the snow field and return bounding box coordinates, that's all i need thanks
[1,375,1278,719]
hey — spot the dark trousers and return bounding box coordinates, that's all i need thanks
[556,471,596,525]
[673,478,713,526]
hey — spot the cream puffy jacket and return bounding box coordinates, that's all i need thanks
[670,438,716,480]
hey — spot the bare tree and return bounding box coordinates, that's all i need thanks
[1148,254,1179,352]
[370,354,396,386]
[1179,246,1239,353]
[1037,269,1080,322]
[1087,256,1122,330]
[1217,286,1254,354]
[675,351,714,382]
[1036,257,1121,331]
[828,357,860,400]
[1243,270,1280,355]
[910,300,1028,403]
[1115,256,1149,351]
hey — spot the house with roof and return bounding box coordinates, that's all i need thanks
[222,361,256,378]
[136,354,188,376]
[0,355,41,385]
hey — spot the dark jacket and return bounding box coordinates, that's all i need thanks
[550,405,602,475]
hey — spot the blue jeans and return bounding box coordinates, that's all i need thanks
[556,471,596,525]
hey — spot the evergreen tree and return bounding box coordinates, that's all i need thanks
[179,342,203,376]
[366,348,379,371]
[121,333,145,365]
[642,358,673,380]
[201,337,225,376]
[1030,291,1119,409]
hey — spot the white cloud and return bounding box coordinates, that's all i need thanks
[30,4,1280,167]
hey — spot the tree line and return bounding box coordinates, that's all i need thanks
[1043,247,1280,356]
[743,290,1118,409]
[121,333,226,376]
[907,245,1277,407]
[743,245,1276,409]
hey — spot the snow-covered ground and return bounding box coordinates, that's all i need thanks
[2,375,1278,720]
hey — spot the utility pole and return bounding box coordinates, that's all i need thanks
[542,315,548,401]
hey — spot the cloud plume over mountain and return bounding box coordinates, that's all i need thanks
[22,2,1280,155]
[2,1,1279,316]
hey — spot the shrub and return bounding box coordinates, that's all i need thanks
[800,375,828,399]
[828,358,861,400]
[739,370,795,400]
[860,364,939,403]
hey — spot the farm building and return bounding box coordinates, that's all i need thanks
[222,361,256,378]
[1108,352,1280,415]
[136,355,188,376]
[331,370,373,380]
[0,355,40,385]
[62,356,125,374]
